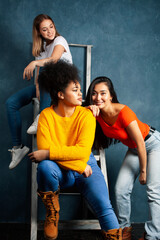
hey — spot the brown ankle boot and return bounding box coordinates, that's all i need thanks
[38,189,60,240]
[122,226,132,240]
[102,228,122,240]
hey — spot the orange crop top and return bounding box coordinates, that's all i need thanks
[96,105,150,148]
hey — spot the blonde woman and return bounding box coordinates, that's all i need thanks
[6,14,72,169]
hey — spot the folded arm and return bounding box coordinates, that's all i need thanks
[29,110,96,174]
[23,45,65,80]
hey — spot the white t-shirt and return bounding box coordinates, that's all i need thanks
[36,36,72,63]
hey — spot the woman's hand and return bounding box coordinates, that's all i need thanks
[82,164,92,177]
[139,171,147,185]
[23,61,37,80]
[28,150,49,163]
[86,105,100,117]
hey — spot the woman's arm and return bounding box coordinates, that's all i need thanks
[34,44,65,67]
[23,44,65,80]
[28,149,92,177]
[126,120,147,185]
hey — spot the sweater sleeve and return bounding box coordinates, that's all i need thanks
[37,111,53,150]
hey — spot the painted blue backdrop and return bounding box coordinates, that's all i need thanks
[0,0,160,223]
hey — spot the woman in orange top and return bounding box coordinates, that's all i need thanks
[28,62,122,240]
[85,76,160,240]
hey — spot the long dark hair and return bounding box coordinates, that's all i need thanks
[84,76,120,150]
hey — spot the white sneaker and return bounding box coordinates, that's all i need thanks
[27,114,40,135]
[8,145,29,169]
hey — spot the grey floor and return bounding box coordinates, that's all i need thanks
[0,223,144,240]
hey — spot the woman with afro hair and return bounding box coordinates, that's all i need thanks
[28,60,122,240]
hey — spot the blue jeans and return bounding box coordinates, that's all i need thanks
[6,85,36,146]
[115,130,160,240]
[37,153,119,231]
[6,85,51,146]
[39,84,51,111]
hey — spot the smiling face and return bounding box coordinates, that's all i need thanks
[39,19,56,43]
[59,81,82,107]
[92,82,112,109]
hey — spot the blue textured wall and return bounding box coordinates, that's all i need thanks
[0,0,160,223]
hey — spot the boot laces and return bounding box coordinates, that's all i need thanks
[105,231,120,240]
[44,197,58,225]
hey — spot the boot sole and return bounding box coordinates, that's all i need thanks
[44,232,58,240]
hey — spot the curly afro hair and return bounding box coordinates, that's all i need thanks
[38,60,81,106]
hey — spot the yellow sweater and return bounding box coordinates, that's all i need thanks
[37,106,96,174]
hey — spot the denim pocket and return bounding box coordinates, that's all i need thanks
[152,130,160,141]
[145,130,160,152]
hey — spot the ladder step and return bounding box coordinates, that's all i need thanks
[37,219,101,230]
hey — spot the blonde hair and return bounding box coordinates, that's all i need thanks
[32,14,60,57]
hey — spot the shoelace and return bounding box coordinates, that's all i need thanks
[107,234,120,240]
[103,230,120,240]
[44,198,58,224]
